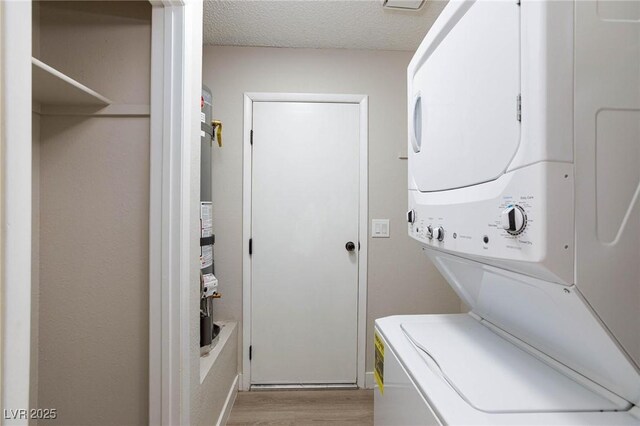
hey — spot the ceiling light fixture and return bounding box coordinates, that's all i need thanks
[382,0,426,11]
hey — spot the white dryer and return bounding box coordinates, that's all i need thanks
[375,0,640,424]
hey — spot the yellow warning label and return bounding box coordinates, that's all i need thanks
[374,332,384,395]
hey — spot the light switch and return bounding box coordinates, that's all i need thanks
[372,219,390,238]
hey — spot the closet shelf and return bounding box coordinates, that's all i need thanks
[32,57,111,106]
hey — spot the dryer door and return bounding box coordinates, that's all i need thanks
[409,1,520,192]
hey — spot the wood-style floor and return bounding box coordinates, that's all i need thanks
[226,389,374,425]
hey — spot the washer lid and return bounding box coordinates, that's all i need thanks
[408,0,520,192]
[401,316,626,413]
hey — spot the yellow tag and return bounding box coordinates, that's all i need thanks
[374,332,384,394]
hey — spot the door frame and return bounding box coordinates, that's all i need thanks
[1,0,33,416]
[148,1,202,425]
[241,92,368,391]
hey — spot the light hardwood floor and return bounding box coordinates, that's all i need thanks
[226,389,374,425]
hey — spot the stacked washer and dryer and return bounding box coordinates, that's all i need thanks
[374,1,640,424]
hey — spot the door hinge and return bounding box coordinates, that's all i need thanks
[250,129,253,146]
[516,94,522,122]
[249,238,253,256]
[249,345,253,361]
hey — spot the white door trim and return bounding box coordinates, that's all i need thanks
[149,1,202,424]
[1,0,32,418]
[241,92,369,391]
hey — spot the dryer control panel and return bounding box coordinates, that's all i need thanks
[408,162,574,284]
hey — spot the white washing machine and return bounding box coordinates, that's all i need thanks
[375,0,640,424]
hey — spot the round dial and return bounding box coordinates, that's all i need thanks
[407,209,416,224]
[500,205,527,235]
[426,225,433,240]
[433,226,444,241]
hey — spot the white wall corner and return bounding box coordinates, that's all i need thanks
[365,371,377,389]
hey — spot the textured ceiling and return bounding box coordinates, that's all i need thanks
[203,0,448,51]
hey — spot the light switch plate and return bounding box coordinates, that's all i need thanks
[372,219,390,238]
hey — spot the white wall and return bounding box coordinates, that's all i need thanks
[202,45,461,375]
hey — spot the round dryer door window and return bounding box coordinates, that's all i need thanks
[412,93,423,153]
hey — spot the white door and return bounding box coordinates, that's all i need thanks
[251,101,360,385]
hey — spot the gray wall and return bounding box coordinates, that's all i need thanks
[30,112,40,421]
[30,6,40,417]
[34,2,151,424]
[202,45,461,375]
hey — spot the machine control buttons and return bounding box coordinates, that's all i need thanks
[500,205,527,235]
[407,209,416,224]
[433,226,445,241]
[426,225,434,240]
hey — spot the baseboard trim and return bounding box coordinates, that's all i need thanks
[365,371,376,389]
[251,383,358,390]
[238,372,374,391]
[216,374,239,426]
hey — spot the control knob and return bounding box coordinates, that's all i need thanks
[433,226,444,242]
[501,205,527,235]
[407,209,416,224]
[426,225,433,240]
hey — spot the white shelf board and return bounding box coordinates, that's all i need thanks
[32,57,111,106]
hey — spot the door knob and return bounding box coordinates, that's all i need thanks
[345,241,356,252]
